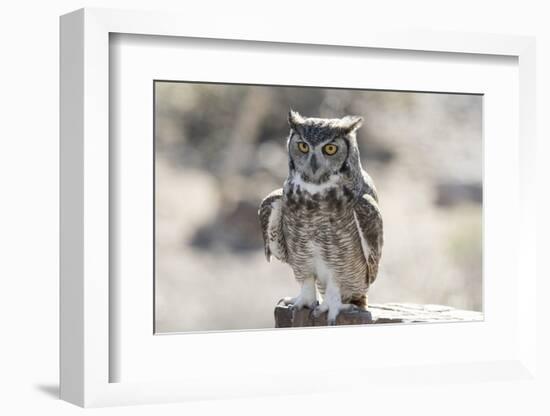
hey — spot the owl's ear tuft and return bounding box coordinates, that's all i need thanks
[288,109,305,131]
[340,115,363,134]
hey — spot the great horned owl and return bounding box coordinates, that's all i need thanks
[259,110,383,325]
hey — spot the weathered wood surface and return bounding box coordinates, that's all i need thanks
[274,302,483,328]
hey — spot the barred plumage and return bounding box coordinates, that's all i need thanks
[259,110,383,324]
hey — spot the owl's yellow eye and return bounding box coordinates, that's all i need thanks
[297,142,309,153]
[323,144,338,155]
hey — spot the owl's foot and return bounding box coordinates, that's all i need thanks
[313,302,360,325]
[281,296,318,309]
[280,290,318,322]
[279,276,318,319]
[280,296,318,320]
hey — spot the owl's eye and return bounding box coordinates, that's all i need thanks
[323,144,338,155]
[297,142,310,153]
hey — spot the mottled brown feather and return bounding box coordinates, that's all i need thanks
[353,193,384,285]
[258,188,288,263]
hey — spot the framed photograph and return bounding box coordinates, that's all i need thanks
[60,8,537,407]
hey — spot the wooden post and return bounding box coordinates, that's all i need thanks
[274,302,483,328]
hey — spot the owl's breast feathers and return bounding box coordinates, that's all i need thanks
[259,178,383,287]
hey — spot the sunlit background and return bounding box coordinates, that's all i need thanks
[154,82,482,333]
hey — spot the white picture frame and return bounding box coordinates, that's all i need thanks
[60,7,537,408]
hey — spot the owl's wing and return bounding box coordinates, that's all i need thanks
[361,169,379,202]
[353,193,384,285]
[258,188,288,263]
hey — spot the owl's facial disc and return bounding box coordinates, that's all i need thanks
[286,112,362,184]
[289,133,348,183]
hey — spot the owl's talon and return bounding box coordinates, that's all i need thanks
[304,302,318,321]
[312,302,328,319]
[281,296,296,306]
[318,302,358,326]
[346,304,360,313]
[307,300,319,310]
[289,306,297,321]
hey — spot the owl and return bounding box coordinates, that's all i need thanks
[259,110,383,325]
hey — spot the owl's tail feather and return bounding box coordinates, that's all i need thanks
[349,294,368,309]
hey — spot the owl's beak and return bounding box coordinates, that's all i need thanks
[310,154,319,174]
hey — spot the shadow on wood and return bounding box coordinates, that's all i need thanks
[274,302,483,328]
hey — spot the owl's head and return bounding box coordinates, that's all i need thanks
[286,110,363,183]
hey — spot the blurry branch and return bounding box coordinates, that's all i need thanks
[222,88,274,175]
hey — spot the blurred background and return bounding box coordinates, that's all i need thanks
[154,81,482,333]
